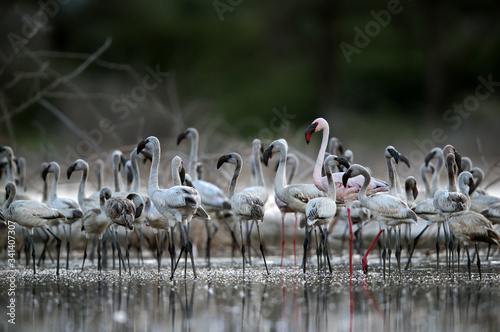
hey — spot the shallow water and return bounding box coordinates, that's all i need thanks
[1,254,500,332]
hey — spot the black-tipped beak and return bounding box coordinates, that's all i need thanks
[67,164,76,180]
[177,132,188,145]
[336,157,351,170]
[137,139,148,155]
[388,148,399,163]
[262,146,273,166]
[468,178,475,196]
[455,152,462,173]
[217,155,230,169]
[260,143,264,154]
[135,206,143,219]
[342,171,350,188]
[424,151,436,167]
[304,123,318,144]
[180,167,186,184]
[412,185,419,200]
[41,166,49,181]
[399,154,411,168]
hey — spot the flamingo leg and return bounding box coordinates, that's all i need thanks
[436,223,441,272]
[155,231,162,273]
[97,236,102,273]
[475,243,482,280]
[347,207,353,278]
[256,222,269,275]
[81,237,89,273]
[362,229,384,275]
[171,221,186,280]
[405,224,429,271]
[466,243,471,280]
[293,213,298,267]
[320,226,332,274]
[184,223,197,279]
[135,227,144,266]
[395,226,401,273]
[62,224,71,270]
[314,227,320,274]
[169,226,176,273]
[302,227,312,274]
[240,221,245,276]
[112,227,123,276]
[281,213,285,268]
[45,227,61,275]
[125,231,131,275]
[30,232,36,275]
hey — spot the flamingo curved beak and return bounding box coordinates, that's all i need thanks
[137,139,149,155]
[262,146,273,166]
[67,163,76,180]
[304,122,318,144]
[217,155,231,169]
[177,131,188,145]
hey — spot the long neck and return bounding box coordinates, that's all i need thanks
[274,148,288,197]
[228,158,242,199]
[99,192,106,209]
[49,168,59,202]
[172,161,182,187]
[287,157,297,184]
[78,168,88,205]
[113,159,121,192]
[6,157,14,183]
[313,126,329,188]
[458,177,470,200]
[148,141,161,195]
[420,164,432,198]
[358,168,371,203]
[4,187,16,209]
[326,166,336,201]
[130,151,140,193]
[189,134,199,181]
[386,156,397,197]
[95,162,103,191]
[253,147,265,188]
[447,163,457,192]
[42,176,49,203]
[431,153,443,195]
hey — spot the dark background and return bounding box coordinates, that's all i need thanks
[1,0,499,186]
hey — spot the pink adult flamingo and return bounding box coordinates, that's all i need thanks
[304,117,387,275]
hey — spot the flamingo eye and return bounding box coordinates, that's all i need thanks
[315,122,318,125]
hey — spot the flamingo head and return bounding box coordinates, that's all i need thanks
[126,193,144,219]
[67,159,88,180]
[217,153,241,169]
[177,127,198,145]
[305,118,328,144]
[137,136,158,155]
[386,146,411,168]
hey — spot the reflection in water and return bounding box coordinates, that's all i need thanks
[1,263,500,331]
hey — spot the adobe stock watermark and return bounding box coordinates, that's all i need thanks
[403,73,499,172]
[339,0,410,64]
[236,105,296,153]
[7,0,72,54]
[64,65,168,164]
[213,0,243,21]
[6,220,17,325]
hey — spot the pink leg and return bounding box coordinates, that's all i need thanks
[347,208,353,278]
[362,229,384,275]
[293,214,298,268]
[281,213,285,268]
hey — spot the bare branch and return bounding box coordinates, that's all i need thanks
[0,37,112,124]
[37,98,102,154]
[0,92,16,148]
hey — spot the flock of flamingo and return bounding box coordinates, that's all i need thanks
[1,117,500,280]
